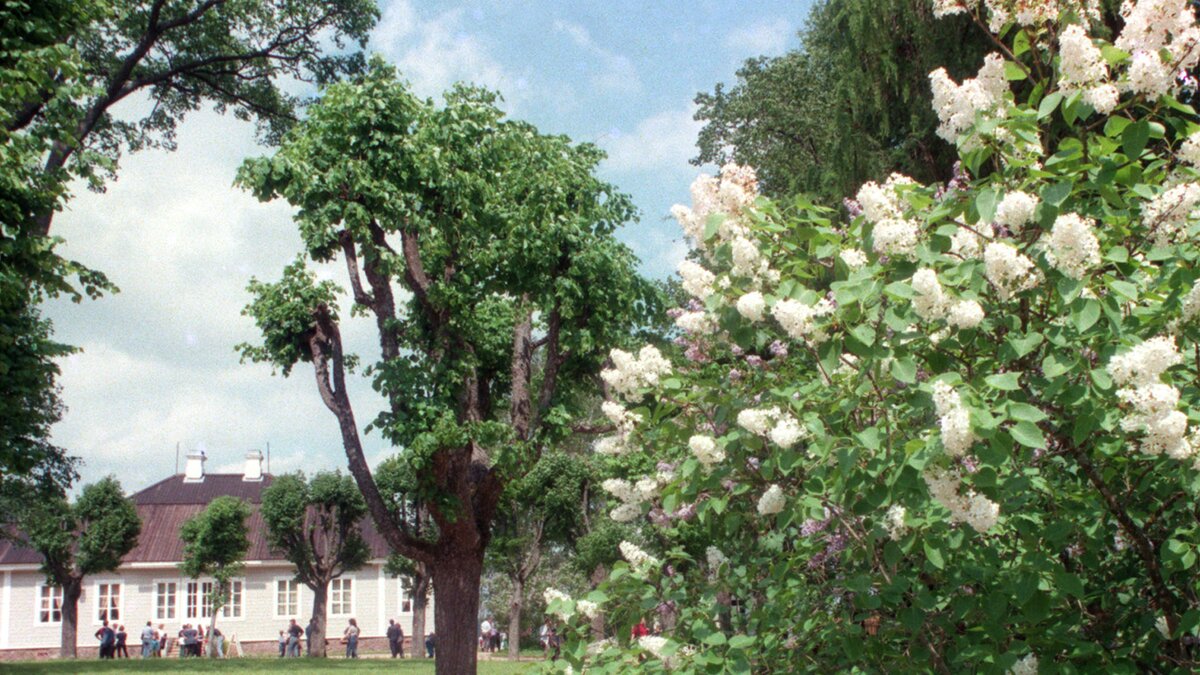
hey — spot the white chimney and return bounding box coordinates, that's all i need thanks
[243,450,264,482]
[183,450,206,482]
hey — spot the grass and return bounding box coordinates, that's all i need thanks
[0,654,544,674]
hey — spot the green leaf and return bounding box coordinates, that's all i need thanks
[1007,403,1047,423]
[1038,91,1063,119]
[986,372,1021,390]
[1073,300,1100,332]
[924,541,945,570]
[1010,421,1046,449]
[976,187,999,223]
[891,358,917,384]
[1122,120,1151,159]
[1042,181,1073,207]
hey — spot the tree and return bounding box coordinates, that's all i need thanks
[376,457,434,657]
[487,451,590,658]
[261,471,370,657]
[693,0,1121,202]
[237,58,661,673]
[18,477,140,658]
[179,495,250,657]
[555,2,1200,671]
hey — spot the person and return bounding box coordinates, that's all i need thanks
[539,620,551,657]
[479,616,491,652]
[195,624,205,657]
[396,621,405,658]
[343,618,360,658]
[500,631,507,652]
[95,620,115,659]
[278,630,287,657]
[548,626,561,661]
[287,618,303,657]
[114,625,128,658]
[141,621,156,658]
[631,618,650,639]
[305,617,318,656]
[425,632,435,658]
[387,619,402,658]
[155,624,167,657]
[210,626,224,658]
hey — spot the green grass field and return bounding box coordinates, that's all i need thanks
[0,655,543,674]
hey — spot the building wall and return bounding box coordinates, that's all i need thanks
[0,562,433,655]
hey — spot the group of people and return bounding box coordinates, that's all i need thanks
[478,616,506,652]
[175,623,221,657]
[92,621,128,659]
[276,617,363,658]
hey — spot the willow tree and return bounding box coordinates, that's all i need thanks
[237,59,659,673]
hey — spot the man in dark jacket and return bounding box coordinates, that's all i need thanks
[94,620,115,659]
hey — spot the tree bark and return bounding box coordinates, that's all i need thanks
[431,546,484,675]
[309,583,328,657]
[411,570,429,658]
[60,577,82,659]
[507,576,523,660]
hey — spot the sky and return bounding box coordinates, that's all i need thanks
[45,0,814,490]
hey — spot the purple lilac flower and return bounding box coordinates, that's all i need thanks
[769,340,788,358]
[843,198,863,218]
[745,355,764,368]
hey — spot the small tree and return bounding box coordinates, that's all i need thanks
[261,471,369,656]
[376,457,434,656]
[18,477,140,658]
[179,496,250,657]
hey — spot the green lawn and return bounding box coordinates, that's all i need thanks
[0,655,543,674]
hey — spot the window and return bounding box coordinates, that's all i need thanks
[186,581,212,619]
[398,578,412,613]
[155,582,177,620]
[38,585,63,624]
[97,583,121,622]
[276,579,299,617]
[222,580,243,619]
[330,578,353,616]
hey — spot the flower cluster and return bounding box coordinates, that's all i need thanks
[1108,336,1197,459]
[932,381,977,456]
[924,467,1001,532]
[771,297,835,344]
[1115,0,1200,99]
[857,174,922,258]
[602,477,658,522]
[736,291,766,322]
[839,248,868,269]
[1044,213,1101,279]
[689,434,725,468]
[671,163,760,248]
[1009,653,1039,675]
[984,241,1040,300]
[1142,182,1200,247]
[677,260,715,300]
[884,504,908,541]
[995,191,1039,232]
[757,484,786,515]
[674,309,715,335]
[929,53,1008,143]
[737,406,807,448]
[911,268,987,330]
[933,0,1101,32]
[619,541,661,575]
[601,345,672,401]
[1059,24,1120,113]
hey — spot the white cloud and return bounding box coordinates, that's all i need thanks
[725,19,794,57]
[552,20,642,95]
[601,105,703,174]
[370,0,524,105]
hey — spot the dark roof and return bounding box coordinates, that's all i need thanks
[0,474,392,566]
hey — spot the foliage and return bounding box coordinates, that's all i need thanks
[20,476,140,582]
[261,471,370,583]
[693,0,1121,203]
[180,496,250,619]
[237,56,661,671]
[556,2,1200,672]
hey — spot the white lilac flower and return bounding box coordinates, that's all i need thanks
[757,484,786,515]
[769,417,808,449]
[736,291,767,322]
[995,191,1039,232]
[609,503,640,522]
[923,467,1000,533]
[1142,182,1200,247]
[950,228,984,259]
[1109,336,1193,459]
[1157,615,1171,639]
[1182,279,1200,322]
[1058,24,1108,91]
[635,477,660,501]
[619,541,661,573]
[576,599,601,621]
[947,300,985,329]
[601,400,641,435]
[738,407,777,435]
[678,260,715,300]
[689,434,725,467]
[675,310,716,335]
[1009,653,1038,675]
[706,545,728,570]
[771,297,836,344]
[984,241,1040,300]
[884,504,908,541]
[1180,131,1200,166]
[601,345,673,401]
[840,248,868,269]
[1045,213,1101,279]
[602,478,638,503]
[872,219,922,259]
[1108,336,1183,386]
[912,268,949,321]
[932,380,977,456]
[929,53,1009,143]
[730,236,763,278]
[1083,83,1120,114]
[638,635,669,659]
[544,587,571,605]
[593,435,631,457]
[1115,0,1200,99]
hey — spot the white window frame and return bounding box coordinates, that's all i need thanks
[183,578,244,621]
[222,579,244,621]
[36,583,63,625]
[93,580,122,625]
[396,576,412,614]
[153,580,178,621]
[274,577,301,619]
[329,577,354,617]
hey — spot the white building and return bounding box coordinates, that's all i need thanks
[0,451,431,659]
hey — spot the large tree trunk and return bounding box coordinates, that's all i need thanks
[60,578,82,658]
[507,576,523,660]
[309,584,329,657]
[411,570,430,658]
[431,547,484,675]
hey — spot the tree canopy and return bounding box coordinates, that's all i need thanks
[237,57,661,673]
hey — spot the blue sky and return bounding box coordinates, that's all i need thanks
[46,0,815,488]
